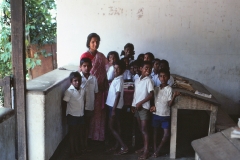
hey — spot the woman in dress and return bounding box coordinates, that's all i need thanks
[80,33,108,141]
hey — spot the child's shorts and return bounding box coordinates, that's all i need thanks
[67,114,84,126]
[107,105,122,120]
[134,108,150,120]
[84,110,94,118]
[152,114,170,129]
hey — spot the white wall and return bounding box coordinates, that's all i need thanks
[57,0,240,114]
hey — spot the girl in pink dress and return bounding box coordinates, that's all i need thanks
[80,33,108,141]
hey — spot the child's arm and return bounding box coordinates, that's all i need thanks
[111,91,121,117]
[136,90,154,110]
[168,91,181,107]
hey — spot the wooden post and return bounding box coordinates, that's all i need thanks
[170,107,178,159]
[11,0,27,160]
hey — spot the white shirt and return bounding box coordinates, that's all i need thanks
[123,69,132,80]
[107,65,114,81]
[106,75,124,109]
[151,70,160,87]
[153,85,172,116]
[132,76,154,110]
[134,74,140,81]
[63,85,85,116]
[151,71,174,87]
[80,72,98,111]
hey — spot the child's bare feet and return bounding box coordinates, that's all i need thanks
[114,147,129,155]
[138,151,149,160]
[105,146,118,153]
[135,148,144,154]
[152,152,160,158]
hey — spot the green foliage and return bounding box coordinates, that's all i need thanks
[0,0,56,79]
[25,0,56,45]
[0,0,12,78]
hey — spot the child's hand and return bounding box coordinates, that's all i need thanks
[111,109,116,117]
[173,91,181,97]
[136,102,143,111]
[131,106,136,113]
[150,106,156,112]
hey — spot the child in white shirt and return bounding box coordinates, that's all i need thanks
[150,68,180,158]
[121,57,132,81]
[151,58,161,87]
[107,51,120,82]
[79,57,98,151]
[106,60,128,155]
[63,72,85,158]
[159,59,174,86]
[131,61,154,159]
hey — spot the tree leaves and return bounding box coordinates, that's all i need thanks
[0,0,56,78]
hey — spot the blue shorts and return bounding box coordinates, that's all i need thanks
[67,114,84,126]
[152,115,170,129]
[108,105,122,120]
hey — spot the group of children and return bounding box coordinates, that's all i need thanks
[63,43,180,159]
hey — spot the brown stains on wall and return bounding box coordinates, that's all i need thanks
[108,6,123,15]
[137,8,144,19]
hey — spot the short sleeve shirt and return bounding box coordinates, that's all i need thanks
[80,72,98,111]
[153,85,172,116]
[123,69,132,80]
[107,65,114,81]
[106,75,124,109]
[63,85,85,116]
[151,71,160,87]
[132,76,154,110]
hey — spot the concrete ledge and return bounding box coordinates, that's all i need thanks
[26,65,78,159]
[27,65,78,94]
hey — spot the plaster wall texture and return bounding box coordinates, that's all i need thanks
[26,66,74,159]
[0,116,15,160]
[57,0,240,114]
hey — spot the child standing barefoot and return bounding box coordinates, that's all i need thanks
[63,72,85,158]
[131,61,154,159]
[150,68,180,158]
[106,61,128,155]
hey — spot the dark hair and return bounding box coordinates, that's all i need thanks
[137,54,144,61]
[80,57,92,66]
[140,61,152,68]
[69,71,82,82]
[160,59,170,70]
[86,33,101,48]
[121,57,130,62]
[159,68,170,78]
[115,60,126,71]
[120,43,135,60]
[145,52,155,61]
[132,60,142,67]
[153,58,161,64]
[107,51,120,62]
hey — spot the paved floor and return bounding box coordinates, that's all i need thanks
[50,110,210,160]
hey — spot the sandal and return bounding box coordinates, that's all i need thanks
[114,147,129,155]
